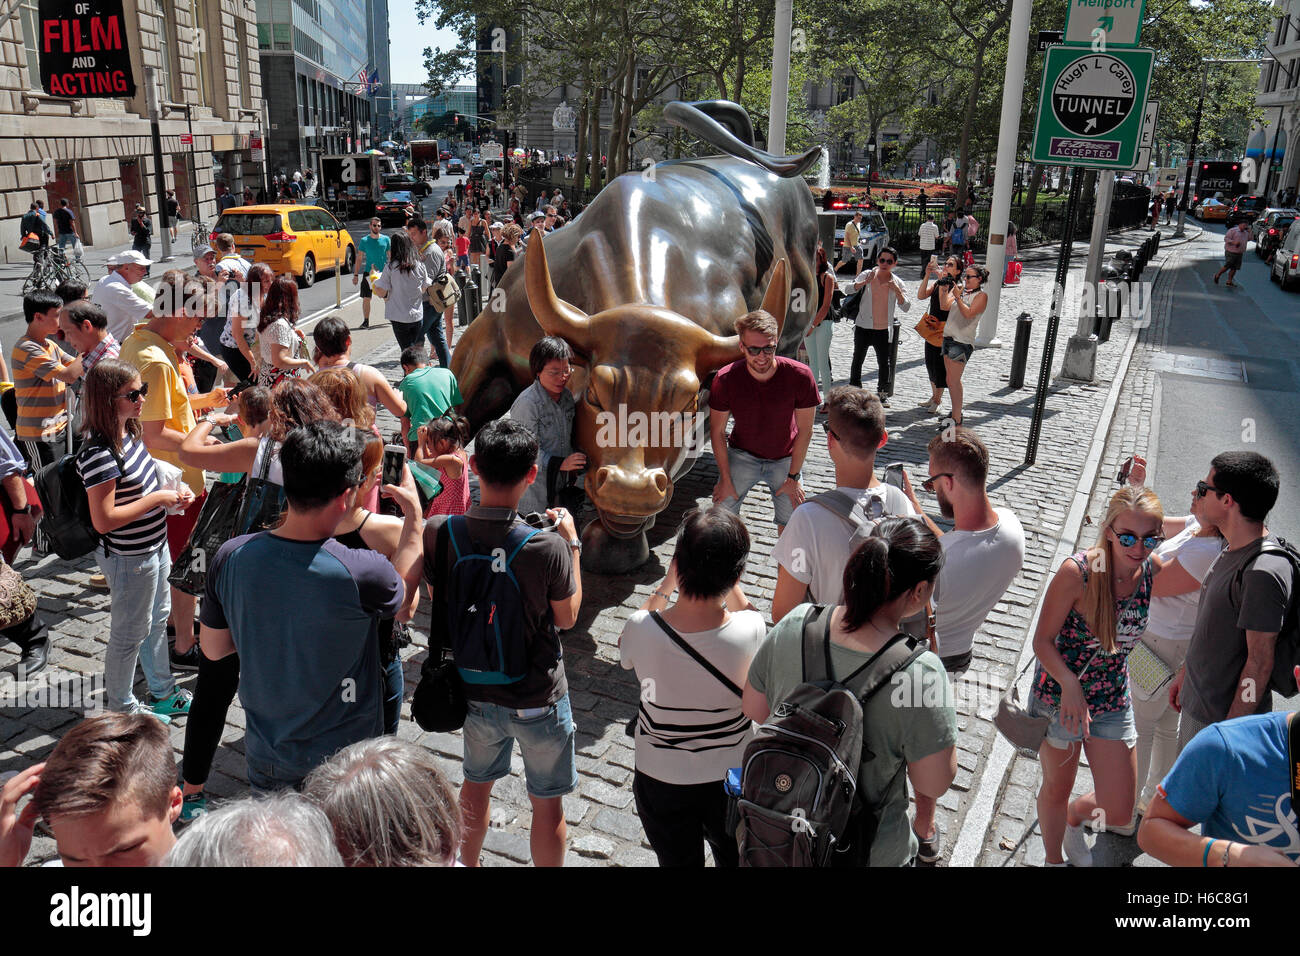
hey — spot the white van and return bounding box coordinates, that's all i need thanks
[1270,223,1300,290]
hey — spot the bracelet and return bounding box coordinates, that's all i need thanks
[1202,839,1215,867]
[653,589,673,600]
[1221,842,1231,867]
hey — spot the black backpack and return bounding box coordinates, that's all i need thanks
[33,442,125,560]
[1229,537,1300,697]
[737,605,925,867]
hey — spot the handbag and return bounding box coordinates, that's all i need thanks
[0,560,38,631]
[167,481,246,596]
[1127,637,1175,701]
[0,477,44,565]
[914,312,945,347]
[411,521,468,731]
[19,232,41,251]
[427,271,461,311]
[995,650,1099,754]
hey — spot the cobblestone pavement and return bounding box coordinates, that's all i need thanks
[2,223,1195,867]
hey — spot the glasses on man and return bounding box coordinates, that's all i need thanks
[921,472,954,492]
[744,345,777,356]
[1111,529,1164,550]
[1195,480,1223,499]
[117,384,149,403]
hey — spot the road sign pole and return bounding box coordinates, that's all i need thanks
[1061,169,1114,382]
[1174,66,1207,238]
[1025,169,1084,466]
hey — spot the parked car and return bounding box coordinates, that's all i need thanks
[375,189,416,227]
[1255,211,1297,260]
[1226,194,1265,227]
[1269,222,1300,290]
[1250,207,1297,242]
[1193,197,1228,221]
[381,173,432,199]
[446,158,465,175]
[212,205,355,289]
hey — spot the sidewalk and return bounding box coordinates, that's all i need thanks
[3,222,1199,867]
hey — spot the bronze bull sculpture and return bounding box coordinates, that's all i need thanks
[451,101,822,571]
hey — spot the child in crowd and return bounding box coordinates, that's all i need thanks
[217,386,271,485]
[416,412,471,517]
[455,227,470,271]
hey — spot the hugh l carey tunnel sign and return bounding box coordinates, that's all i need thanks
[1032,46,1153,169]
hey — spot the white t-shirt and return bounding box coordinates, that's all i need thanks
[772,483,918,606]
[619,608,765,785]
[933,507,1026,659]
[1147,517,1224,642]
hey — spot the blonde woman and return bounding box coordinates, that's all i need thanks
[1030,485,1164,866]
[937,264,989,427]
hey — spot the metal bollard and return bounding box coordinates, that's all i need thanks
[1094,281,1123,342]
[885,320,902,396]
[456,271,472,327]
[1008,311,1033,389]
[466,265,482,319]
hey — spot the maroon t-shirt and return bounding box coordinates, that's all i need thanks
[709,356,820,460]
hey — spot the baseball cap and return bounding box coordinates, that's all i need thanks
[106,250,152,267]
[193,245,214,259]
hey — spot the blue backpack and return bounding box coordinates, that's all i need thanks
[445,515,538,684]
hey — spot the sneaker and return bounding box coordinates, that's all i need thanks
[1063,823,1093,867]
[150,688,193,718]
[179,792,208,825]
[88,572,110,591]
[914,825,944,864]
[358,320,370,329]
[125,702,171,725]
[877,392,891,408]
[917,398,940,414]
[170,644,201,672]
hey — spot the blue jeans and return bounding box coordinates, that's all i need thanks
[383,655,403,735]
[96,542,175,712]
[805,320,834,393]
[421,301,451,368]
[719,446,796,526]
[461,694,577,798]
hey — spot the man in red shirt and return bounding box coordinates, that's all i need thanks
[709,309,820,533]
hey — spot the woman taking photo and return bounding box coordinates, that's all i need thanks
[742,518,958,867]
[223,262,272,382]
[1030,484,1163,866]
[492,223,522,285]
[916,255,961,415]
[937,264,989,428]
[256,275,314,389]
[372,230,431,351]
[804,242,837,404]
[311,367,382,511]
[78,358,194,719]
[618,506,764,867]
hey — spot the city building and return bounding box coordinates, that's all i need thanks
[256,0,373,182]
[0,0,265,260]
[401,84,476,135]
[366,0,393,142]
[1251,0,1300,201]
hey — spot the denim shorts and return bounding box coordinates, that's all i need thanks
[941,336,974,364]
[720,446,796,526]
[1028,695,1137,750]
[462,694,578,798]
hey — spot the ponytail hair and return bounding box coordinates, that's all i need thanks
[841,517,944,631]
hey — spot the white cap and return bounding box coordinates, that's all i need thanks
[106,250,152,266]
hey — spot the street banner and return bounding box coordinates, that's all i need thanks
[38,0,136,98]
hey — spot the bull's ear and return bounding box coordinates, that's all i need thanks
[758,258,790,339]
[525,227,592,350]
[696,333,742,378]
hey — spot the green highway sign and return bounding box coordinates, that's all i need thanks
[1063,0,1146,48]
[1030,46,1155,169]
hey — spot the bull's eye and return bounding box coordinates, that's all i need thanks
[585,385,602,409]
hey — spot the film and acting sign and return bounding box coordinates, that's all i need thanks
[38,0,136,98]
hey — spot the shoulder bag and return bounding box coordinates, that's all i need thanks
[995,650,1098,754]
[0,559,38,631]
[411,519,468,731]
[914,313,945,347]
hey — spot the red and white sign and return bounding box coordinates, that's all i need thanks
[250,135,263,162]
[180,133,193,145]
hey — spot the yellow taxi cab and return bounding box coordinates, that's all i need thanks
[211,205,356,288]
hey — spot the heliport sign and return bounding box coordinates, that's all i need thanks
[1063,0,1147,48]
[1031,46,1154,169]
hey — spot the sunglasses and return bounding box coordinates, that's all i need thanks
[1111,528,1164,550]
[1195,480,1223,499]
[878,258,895,265]
[117,383,149,402]
[921,472,953,492]
[744,345,777,356]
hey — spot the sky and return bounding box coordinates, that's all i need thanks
[387,2,467,86]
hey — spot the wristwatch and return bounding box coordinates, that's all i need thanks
[11,503,29,515]
[788,471,801,481]
[567,537,582,553]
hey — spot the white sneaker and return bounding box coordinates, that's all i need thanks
[1063,823,1093,867]
[917,398,940,413]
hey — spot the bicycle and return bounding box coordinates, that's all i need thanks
[188,218,211,254]
[22,244,91,296]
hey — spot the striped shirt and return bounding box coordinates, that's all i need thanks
[10,335,71,440]
[76,436,167,555]
[619,609,764,786]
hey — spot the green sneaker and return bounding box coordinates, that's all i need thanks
[150,688,193,718]
[125,702,171,725]
[179,793,208,825]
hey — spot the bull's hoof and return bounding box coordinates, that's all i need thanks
[581,518,650,574]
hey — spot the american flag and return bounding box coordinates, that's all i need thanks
[354,67,381,97]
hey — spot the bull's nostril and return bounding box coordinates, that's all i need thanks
[653,472,668,495]
[595,467,610,492]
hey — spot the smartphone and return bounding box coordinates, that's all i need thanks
[382,443,406,487]
[1116,455,1134,486]
[930,254,938,267]
[228,378,254,400]
[883,461,906,490]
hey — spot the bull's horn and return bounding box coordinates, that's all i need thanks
[696,333,742,378]
[758,258,790,340]
[524,227,592,351]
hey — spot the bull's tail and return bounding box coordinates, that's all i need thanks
[663,100,822,179]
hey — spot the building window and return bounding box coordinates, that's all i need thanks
[191,0,210,106]
[16,0,42,89]
[157,0,181,101]
[235,21,251,109]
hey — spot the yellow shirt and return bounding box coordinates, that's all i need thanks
[120,325,203,493]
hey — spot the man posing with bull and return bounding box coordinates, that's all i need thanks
[710,309,820,534]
